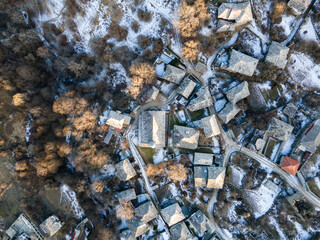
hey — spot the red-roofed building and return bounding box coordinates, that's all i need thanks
[281,156,300,176]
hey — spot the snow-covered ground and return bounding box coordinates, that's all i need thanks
[269,216,288,239]
[276,15,295,37]
[298,17,319,42]
[153,148,166,164]
[60,184,84,219]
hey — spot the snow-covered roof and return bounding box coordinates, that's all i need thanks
[162,64,186,84]
[265,118,294,142]
[148,86,160,101]
[207,167,226,189]
[218,102,241,124]
[186,210,215,237]
[227,50,259,76]
[266,41,290,69]
[138,111,167,148]
[40,215,62,237]
[255,138,266,152]
[288,0,310,15]
[298,119,320,154]
[117,188,137,202]
[283,102,298,118]
[134,200,158,224]
[173,125,200,150]
[187,86,213,112]
[161,203,185,227]
[194,166,207,187]
[169,221,193,240]
[201,114,221,138]
[106,110,131,129]
[194,152,214,166]
[115,159,136,181]
[178,77,197,99]
[226,81,250,104]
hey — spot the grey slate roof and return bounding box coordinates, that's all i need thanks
[218,102,241,124]
[162,65,186,84]
[187,86,213,112]
[115,159,137,181]
[288,0,309,15]
[161,203,185,227]
[298,119,320,154]
[39,215,62,237]
[201,114,221,138]
[186,210,215,237]
[226,81,250,104]
[117,188,136,202]
[266,41,290,69]
[216,20,235,32]
[148,86,160,101]
[194,166,207,187]
[134,200,158,224]
[127,217,150,238]
[265,118,294,142]
[194,152,214,165]
[106,111,131,129]
[178,77,197,99]
[139,111,167,148]
[170,221,193,240]
[173,125,200,150]
[227,50,259,76]
[283,102,298,118]
[207,167,226,189]
[195,61,207,74]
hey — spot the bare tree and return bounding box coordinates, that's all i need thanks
[182,40,200,61]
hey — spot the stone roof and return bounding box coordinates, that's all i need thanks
[201,114,221,138]
[263,179,281,193]
[106,111,131,129]
[39,215,62,237]
[161,203,185,227]
[281,156,300,176]
[298,119,320,154]
[178,77,197,99]
[139,111,167,148]
[162,65,186,84]
[134,200,158,224]
[194,152,214,165]
[117,188,136,202]
[173,125,200,150]
[127,217,150,238]
[115,159,136,181]
[170,221,193,240]
[288,0,309,15]
[216,20,235,32]
[195,61,207,74]
[265,118,294,142]
[226,81,250,104]
[255,138,265,152]
[194,166,207,187]
[266,41,290,69]
[207,167,226,189]
[186,210,215,237]
[218,102,241,124]
[187,86,213,112]
[218,2,253,29]
[148,86,160,101]
[283,102,298,118]
[227,50,259,76]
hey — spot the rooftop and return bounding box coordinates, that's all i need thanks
[187,86,213,112]
[281,156,300,176]
[266,41,290,69]
[226,81,250,104]
[178,77,197,99]
[169,221,193,240]
[161,203,186,227]
[265,118,294,142]
[127,217,150,238]
[298,119,320,154]
[194,166,207,187]
[134,200,158,224]
[227,50,259,76]
[173,125,200,150]
[106,110,131,129]
[162,65,186,84]
[288,0,310,15]
[218,102,241,124]
[115,159,137,181]
[207,167,226,189]
[201,114,221,138]
[283,102,298,118]
[194,152,214,166]
[39,215,62,237]
[117,188,137,202]
[186,210,215,237]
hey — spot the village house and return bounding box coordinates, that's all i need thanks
[5,213,44,240]
[187,86,214,112]
[218,102,241,124]
[288,0,310,15]
[39,215,63,237]
[201,114,221,138]
[226,81,250,105]
[194,152,214,165]
[227,50,259,76]
[281,156,300,176]
[283,102,298,119]
[207,167,226,189]
[115,159,137,181]
[161,203,186,227]
[147,86,160,101]
[266,41,290,69]
[134,200,158,224]
[217,2,253,32]
[138,111,168,148]
[263,179,281,193]
[297,119,320,155]
[103,130,114,144]
[194,166,207,187]
[117,188,137,202]
[178,76,197,99]
[161,64,186,84]
[169,221,193,240]
[126,217,151,239]
[106,110,131,130]
[186,210,215,237]
[173,125,200,150]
